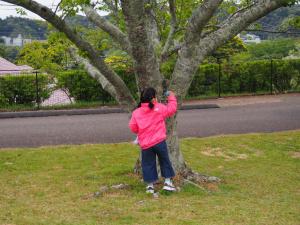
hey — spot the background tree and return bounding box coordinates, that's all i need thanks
[16,32,71,72]
[3,0,299,183]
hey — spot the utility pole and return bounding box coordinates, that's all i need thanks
[217,58,222,98]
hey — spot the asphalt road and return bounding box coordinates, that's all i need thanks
[0,95,299,148]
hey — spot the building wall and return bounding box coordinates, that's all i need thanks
[0,34,33,47]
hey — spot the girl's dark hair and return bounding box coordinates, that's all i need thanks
[138,87,156,109]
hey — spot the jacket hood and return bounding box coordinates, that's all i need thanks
[141,103,153,112]
[140,100,157,112]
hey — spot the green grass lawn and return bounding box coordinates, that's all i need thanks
[0,131,299,225]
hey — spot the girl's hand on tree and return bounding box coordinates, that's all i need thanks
[164,90,175,97]
[167,91,175,96]
[164,91,170,97]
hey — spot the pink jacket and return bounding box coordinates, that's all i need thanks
[129,94,177,150]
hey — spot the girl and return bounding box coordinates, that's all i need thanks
[129,87,177,194]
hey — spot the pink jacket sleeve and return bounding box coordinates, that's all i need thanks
[129,113,138,134]
[160,93,177,119]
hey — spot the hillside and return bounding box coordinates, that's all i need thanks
[0,15,94,40]
[254,4,300,39]
[0,17,48,40]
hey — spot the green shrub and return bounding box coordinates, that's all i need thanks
[55,70,106,102]
[54,59,300,103]
[0,92,7,105]
[55,68,139,103]
[187,59,300,97]
[188,64,219,96]
[0,73,50,106]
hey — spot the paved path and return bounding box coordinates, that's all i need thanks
[0,94,299,149]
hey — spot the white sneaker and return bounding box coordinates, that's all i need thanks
[163,183,176,192]
[146,185,155,194]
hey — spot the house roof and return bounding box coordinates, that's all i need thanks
[0,57,33,75]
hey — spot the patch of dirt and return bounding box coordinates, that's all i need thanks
[201,147,248,161]
[238,144,263,157]
[254,150,263,157]
[236,154,248,159]
[126,172,141,179]
[290,151,300,159]
[204,183,219,191]
[81,193,94,201]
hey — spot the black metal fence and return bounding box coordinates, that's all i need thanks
[0,58,299,112]
[187,58,300,98]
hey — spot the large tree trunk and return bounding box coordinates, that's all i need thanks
[165,114,186,173]
[166,115,220,184]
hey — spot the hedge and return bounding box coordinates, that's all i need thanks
[1,59,298,108]
[55,69,138,103]
[0,73,50,106]
[188,59,300,97]
[55,59,300,102]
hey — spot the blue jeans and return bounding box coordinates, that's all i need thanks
[141,140,175,183]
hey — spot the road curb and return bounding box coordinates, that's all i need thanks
[0,104,219,119]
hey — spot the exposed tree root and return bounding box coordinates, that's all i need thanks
[173,167,221,191]
[134,162,221,191]
[179,167,221,184]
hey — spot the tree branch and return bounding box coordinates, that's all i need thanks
[225,2,256,22]
[167,0,223,99]
[3,0,136,111]
[68,48,120,102]
[54,0,62,14]
[197,0,289,58]
[161,0,177,60]
[144,0,161,50]
[161,43,181,63]
[170,0,289,100]
[120,0,162,93]
[185,0,223,44]
[82,5,132,55]
[101,0,121,22]
[103,0,118,12]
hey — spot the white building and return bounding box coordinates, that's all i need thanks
[238,34,262,44]
[1,34,32,47]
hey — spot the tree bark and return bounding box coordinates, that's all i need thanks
[82,5,132,55]
[165,114,186,173]
[120,0,163,94]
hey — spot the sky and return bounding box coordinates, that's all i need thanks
[0,0,64,20]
